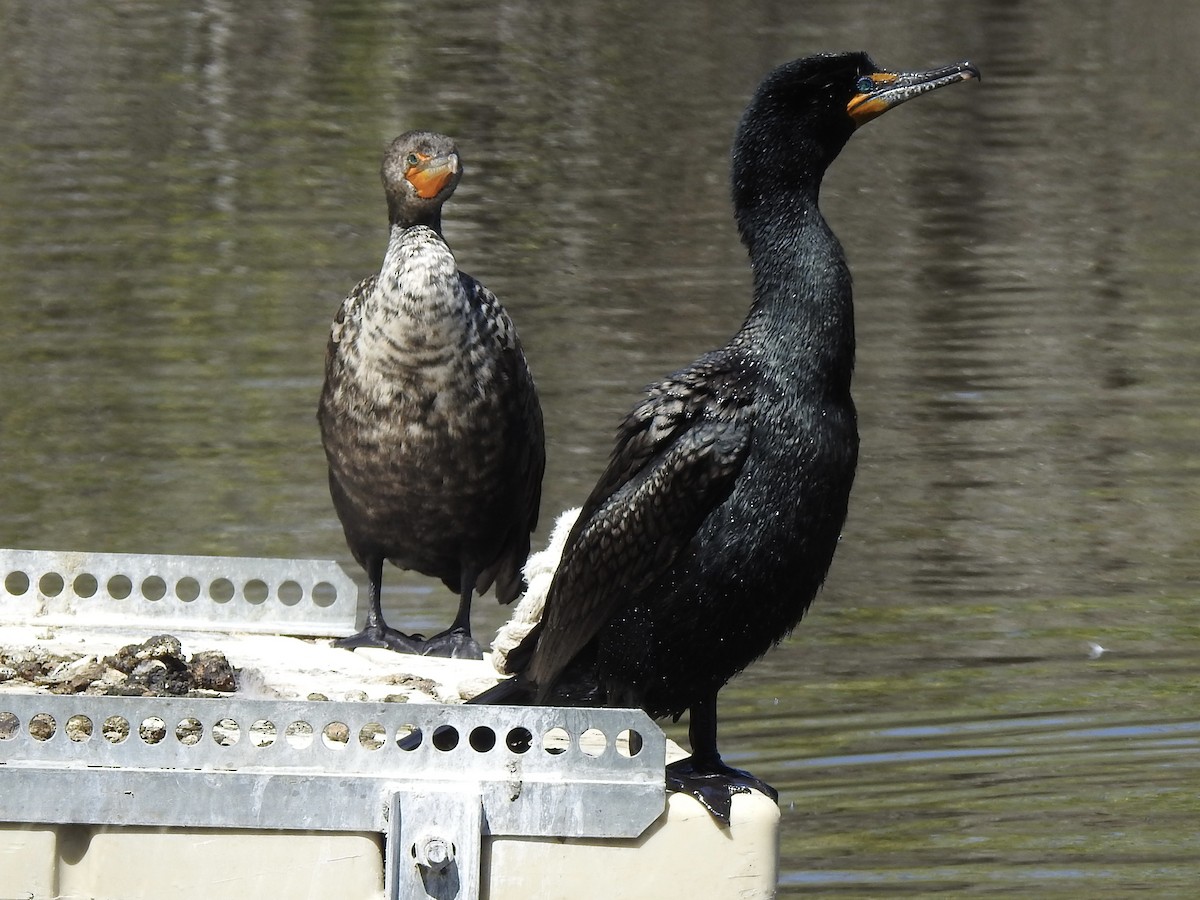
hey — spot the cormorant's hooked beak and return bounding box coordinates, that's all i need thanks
[847,61,980,127]
[404,153,461,199]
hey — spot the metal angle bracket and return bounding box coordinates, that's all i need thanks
[0,695,666,900]
[389,786,484,900]
[0,547,359,635]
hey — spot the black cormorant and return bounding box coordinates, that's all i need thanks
[473,54,979,818]
[318,131,545,659]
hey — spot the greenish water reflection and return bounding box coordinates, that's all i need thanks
[2,1,1199,894]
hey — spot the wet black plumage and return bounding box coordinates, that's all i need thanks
[474,54,978,818]
[319,131,544,659]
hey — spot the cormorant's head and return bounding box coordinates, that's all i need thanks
[732,52,979,220]
[381,130,463,231]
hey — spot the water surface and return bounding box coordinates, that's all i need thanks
[1,1,1198,894]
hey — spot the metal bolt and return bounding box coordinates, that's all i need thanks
[413,834,455,873]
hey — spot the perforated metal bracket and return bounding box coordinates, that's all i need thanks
[0,695,666,900]
[0,547,359,636]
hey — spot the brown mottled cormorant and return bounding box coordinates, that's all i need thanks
[318,131,545,659]
[472,54,979,818]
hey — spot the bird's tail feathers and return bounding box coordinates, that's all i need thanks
[489,506,580,675]
[467,675,536,705]
[501,621,541,675]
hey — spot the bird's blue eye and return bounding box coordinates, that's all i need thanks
[855,76,875,93]
[405,153,420,167]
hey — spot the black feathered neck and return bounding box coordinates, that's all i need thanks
[731,52,876,247]
[387,196,446,234]
[729,53,868,399]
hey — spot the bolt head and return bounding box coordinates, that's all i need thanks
[414,835,455,872]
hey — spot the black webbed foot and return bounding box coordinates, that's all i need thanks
[665,757,779,825]
[333,624,425,654]
[419,626,483,660]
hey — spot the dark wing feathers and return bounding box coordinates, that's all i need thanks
[325,274,377,363]
[461,273,546,603]
[525,348,756,692]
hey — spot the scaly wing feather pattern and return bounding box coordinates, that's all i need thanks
[526,347,756,693]
[460,273,546,603]
[325,274,377,364]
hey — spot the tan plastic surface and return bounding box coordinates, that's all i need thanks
[0,827,384,900]
[0,790,778,899]
[487,790,780,900]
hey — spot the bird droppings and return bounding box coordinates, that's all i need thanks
[0,635,237,697]
[174,716,203,744]
[384,673,442,699]
[102,715,130,743]
[323,721,350,746]
[0,625,506,704]
[189,649,238,692]
[212,717,240,746]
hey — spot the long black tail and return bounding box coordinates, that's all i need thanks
[391,676,539,751]
[467,675,537,705]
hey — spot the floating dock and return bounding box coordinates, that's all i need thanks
[0,548,779,899]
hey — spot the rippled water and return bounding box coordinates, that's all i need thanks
[2,1,1198,894]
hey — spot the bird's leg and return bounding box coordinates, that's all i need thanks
[333,554,424,653]
[420,571,484,659]
[665,691,779,824]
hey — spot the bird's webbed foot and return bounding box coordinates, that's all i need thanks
[333,624,425,654]
[419,626,484,660]
[665,756,779,825]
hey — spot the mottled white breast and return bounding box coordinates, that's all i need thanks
[337,225,479,408]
